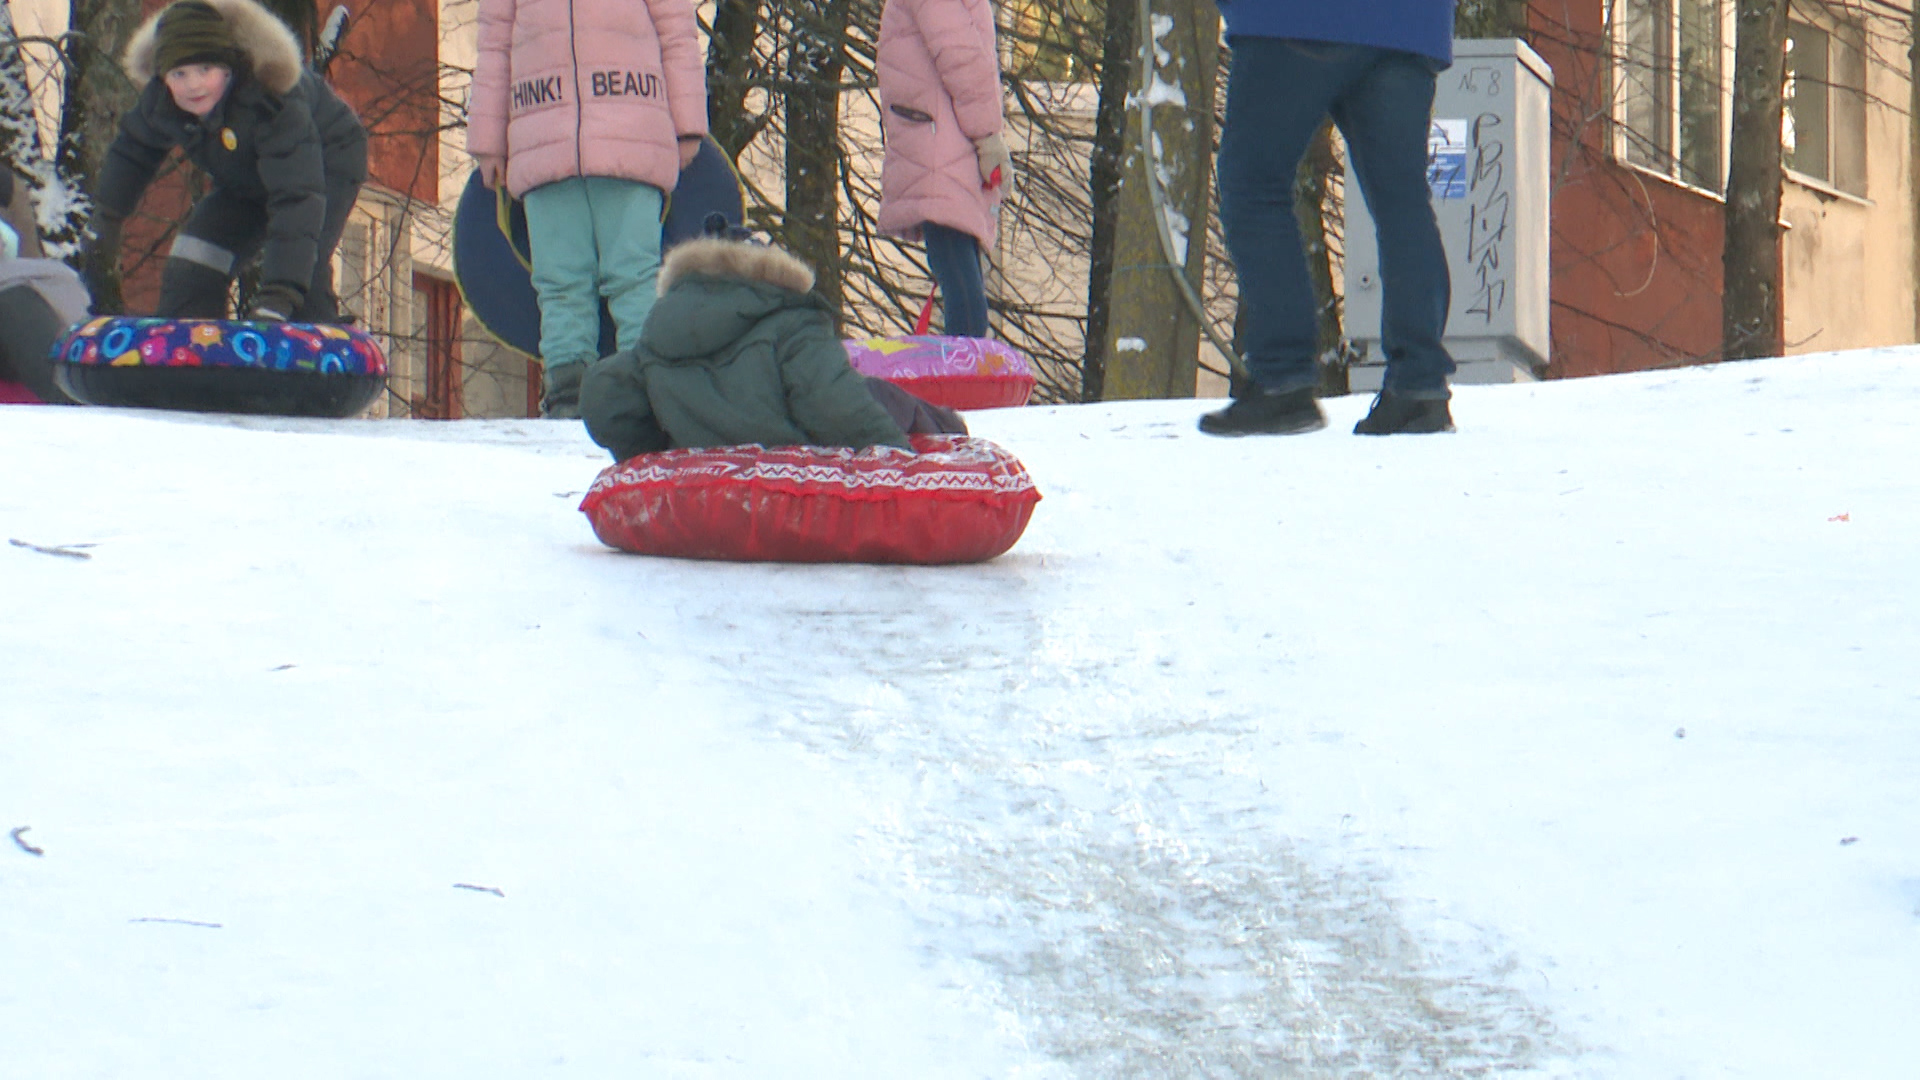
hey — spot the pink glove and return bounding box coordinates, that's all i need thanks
[677,136,704,171]
[474,154,506,189]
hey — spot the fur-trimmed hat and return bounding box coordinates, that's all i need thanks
[658,232,816,297]
[150,0,241,75]
[126,0,306,95]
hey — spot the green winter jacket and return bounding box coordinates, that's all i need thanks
[581,237,912,461]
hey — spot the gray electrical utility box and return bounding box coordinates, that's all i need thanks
[1344,38,1553,388]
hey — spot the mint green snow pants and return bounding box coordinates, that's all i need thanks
[522,176,666,372]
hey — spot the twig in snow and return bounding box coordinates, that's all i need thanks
[131,917,222,928]
[10,826,43,856]
[8,538,94,560]
[453,883,506,897]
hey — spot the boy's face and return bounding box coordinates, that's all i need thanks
[164,63,232,118]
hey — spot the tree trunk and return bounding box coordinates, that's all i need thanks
[1293,120,1350,396]
[1104,0,1218,400]
[61,0,140,291]
[708,0,762,159]
[1722,0,1788,361]
[784,1,846,314]
[1080,0,1134,402]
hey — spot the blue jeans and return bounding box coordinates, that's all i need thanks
[923,222,989,338]
[524,176,665,371]
[1217,38,1455,399]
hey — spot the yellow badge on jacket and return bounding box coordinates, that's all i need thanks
[221,128,237,151]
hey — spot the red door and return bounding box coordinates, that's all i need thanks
[415,272,464,420]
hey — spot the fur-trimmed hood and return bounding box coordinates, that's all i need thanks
[583,233,911,455]
[658,238,816,297]
[124,0,306,95]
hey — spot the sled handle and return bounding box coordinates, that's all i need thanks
[913,294,935,336]
[494,183,513,239]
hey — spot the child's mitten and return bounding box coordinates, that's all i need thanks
[972,132,1011,190]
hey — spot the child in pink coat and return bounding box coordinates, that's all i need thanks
[876,0,1009,340]
[467,0,707,417]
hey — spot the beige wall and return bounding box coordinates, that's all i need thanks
[1780,2,1917,355]
[10,0,66,155]
[440,0,478,207]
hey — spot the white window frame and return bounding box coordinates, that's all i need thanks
[1611,0,1736,195]
[1784,12,1869,199]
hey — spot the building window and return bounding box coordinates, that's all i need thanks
[1785,19,1867,196]
[1616,0,1726,192]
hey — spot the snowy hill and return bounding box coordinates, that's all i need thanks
[4,350,1917,1077]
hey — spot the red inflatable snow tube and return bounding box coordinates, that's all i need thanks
[579,434,1041,564]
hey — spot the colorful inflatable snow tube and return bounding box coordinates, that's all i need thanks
[843,335,1036,411]
[52,317,388,417]
[580,434,1041,565]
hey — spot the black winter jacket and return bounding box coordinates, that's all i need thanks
[94,0,367,291]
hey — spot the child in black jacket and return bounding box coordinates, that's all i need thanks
[88,0,367,323]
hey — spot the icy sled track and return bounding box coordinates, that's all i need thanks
[4,348,1918,1077]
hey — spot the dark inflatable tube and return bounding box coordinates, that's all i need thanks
[53,317,388,418]
[0,285,72,404]
[0,260,92,404]
[453,136,747,359]
[580,434,1042,565]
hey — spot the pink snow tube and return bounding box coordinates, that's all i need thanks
[843,335,1036,411]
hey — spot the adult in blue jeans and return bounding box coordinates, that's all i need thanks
[1200,1,1459,436]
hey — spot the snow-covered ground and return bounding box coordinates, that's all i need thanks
[4,350,1917,1077]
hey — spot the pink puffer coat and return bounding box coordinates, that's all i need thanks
[468,0,707,198]
[876,0,1004,251]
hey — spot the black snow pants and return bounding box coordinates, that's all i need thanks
[157,176,362,323]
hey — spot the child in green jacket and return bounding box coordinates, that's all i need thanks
[582,227,963,462]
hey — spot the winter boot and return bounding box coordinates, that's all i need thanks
[540,360,585,419]
[1198,385,1326,436]
[1352,390,1454,435]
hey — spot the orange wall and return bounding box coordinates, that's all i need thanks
[326,0,439,203]
[1524,0,1728,377]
